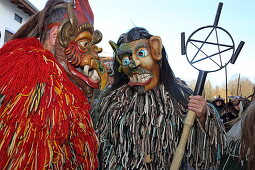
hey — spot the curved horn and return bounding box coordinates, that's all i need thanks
[58,3,78,48]
[53,4,67,10]
[91,30,103,45]
[67,3,78,31]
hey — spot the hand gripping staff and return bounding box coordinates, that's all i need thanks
[170,2,244,170]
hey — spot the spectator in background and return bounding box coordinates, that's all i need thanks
[212,95,225,115]
[221,96,248,132]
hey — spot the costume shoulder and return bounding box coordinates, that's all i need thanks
[174,77,193,94]
[91,86,111,126]
[0,38,98,169]
[0,37,55,101]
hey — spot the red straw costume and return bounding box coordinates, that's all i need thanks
[0,37,98,169]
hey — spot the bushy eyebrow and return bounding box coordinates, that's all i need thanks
[135,42,149,51]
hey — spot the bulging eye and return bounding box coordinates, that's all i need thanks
[78,40,90,48]
[137,49,148,58]
[123,58,131,66]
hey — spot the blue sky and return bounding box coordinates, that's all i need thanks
[29,0,255,87]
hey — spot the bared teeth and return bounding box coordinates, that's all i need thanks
[89,70,93,77]
[129,74,151,83]
[129,77,134,82]
[83,65,89,76]
[137,74,143,82]
[91,70,100,81]
[134,74,138,82]
[82,65,100,82]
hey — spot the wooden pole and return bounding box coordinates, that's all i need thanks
[237,73,240,96]
[170,71,207,170]
[225,65,228,103]
[170,110,196,170]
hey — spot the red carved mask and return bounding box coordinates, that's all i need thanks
[54,0,108,98]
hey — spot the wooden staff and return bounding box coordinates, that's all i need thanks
[170,2,244,168]
[170,71,207,170]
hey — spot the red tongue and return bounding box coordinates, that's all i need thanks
[68,64,99,89]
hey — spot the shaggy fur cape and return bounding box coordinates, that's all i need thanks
[0,38,98,169]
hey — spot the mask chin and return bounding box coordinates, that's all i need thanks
[132,86,146,94]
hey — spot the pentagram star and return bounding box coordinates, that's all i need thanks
[189,26,234,69]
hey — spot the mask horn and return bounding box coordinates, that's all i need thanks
[91,30,103,45]
[58,3,78,48]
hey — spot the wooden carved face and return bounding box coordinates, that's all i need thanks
[56,4,108,98]
[63,28,108,90]
[111,36,162,91]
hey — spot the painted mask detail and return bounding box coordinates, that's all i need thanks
[110,36,162,91]
[58,3,108,90]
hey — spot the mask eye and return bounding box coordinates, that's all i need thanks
[78,40,90,48]
[137,49,148,58]
[123,58,131,66]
